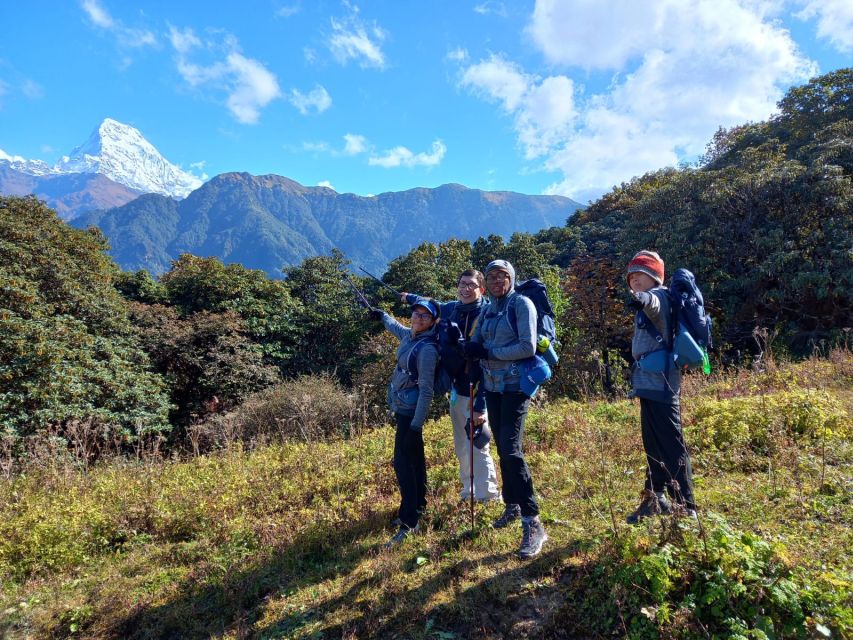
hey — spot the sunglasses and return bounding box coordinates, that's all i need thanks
[411,311,434,321]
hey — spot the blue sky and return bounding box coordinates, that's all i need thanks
[0,1,850,202]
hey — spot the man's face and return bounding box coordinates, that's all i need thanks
[485,269,512,297]
[457,275,484,304]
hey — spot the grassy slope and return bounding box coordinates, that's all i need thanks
[0,353,850,639]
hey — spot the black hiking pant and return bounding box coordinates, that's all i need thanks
[640,398,696,509]
[485,390,539,517]
[393,413,427,529]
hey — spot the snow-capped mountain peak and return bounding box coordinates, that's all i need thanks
[54,118,202,198]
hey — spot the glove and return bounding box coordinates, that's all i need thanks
[463,341,489,360]
[632,290,653,307]
[626,299,644,311]
[367,308,384,321]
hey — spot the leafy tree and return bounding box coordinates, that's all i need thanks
[114,269,168,304]
[0,196,170,441]
[555,254,632,396]
[129,303,280,430]
[159,254,303,368]
[471,234,506,270]
[503,232,550,280]
[284,250,371,382]
[383,239,474,302]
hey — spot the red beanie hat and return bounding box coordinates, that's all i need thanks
[626,250,664,285]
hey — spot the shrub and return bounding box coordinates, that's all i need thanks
[205,373,357,447]
[559,514,845,639]
[685,390,848,467]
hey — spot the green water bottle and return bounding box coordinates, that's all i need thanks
[702,348,711,375]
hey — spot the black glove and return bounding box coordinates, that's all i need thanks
[463,341,488,360]
[627,290,652,311]
[626,299,644,311]
[367,308,384,321]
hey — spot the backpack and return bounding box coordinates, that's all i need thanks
[405,320,464,395]
[507,279,559,365]
[642,268,712,372]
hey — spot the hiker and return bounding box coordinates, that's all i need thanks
[463,260,548,559]
[625,250,698,523]
[369,297,441,547]
[399,269,501,504]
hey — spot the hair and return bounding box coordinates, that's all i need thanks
[459,268,485,289]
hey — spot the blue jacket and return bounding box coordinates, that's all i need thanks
[381,312,439,429]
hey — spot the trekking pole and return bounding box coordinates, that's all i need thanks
[358,265,403,298]
[343,274,377,311]
[469,381,475,531]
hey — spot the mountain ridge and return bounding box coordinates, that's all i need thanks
[75,171,582,276]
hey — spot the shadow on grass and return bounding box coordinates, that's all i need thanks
[255,536,592,639]
[108,511,393,640]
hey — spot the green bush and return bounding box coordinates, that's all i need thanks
[686,390,848,466]
[567,514,846,639]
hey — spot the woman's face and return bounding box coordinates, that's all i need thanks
[457,275,484,304]
[410,305,436,334]
[485,269,512,298]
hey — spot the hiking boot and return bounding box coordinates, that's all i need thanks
[626,491,672,525]
[518,516,548,559]
[384,524,418,549]
[492,503,521,529]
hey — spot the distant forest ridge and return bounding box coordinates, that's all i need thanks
[72,177,583,276]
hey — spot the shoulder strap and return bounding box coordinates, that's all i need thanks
[406,336,438,383]
[507,292,522,334]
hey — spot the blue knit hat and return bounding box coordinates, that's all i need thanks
[411,297,439,319]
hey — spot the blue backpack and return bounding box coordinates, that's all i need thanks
[405,320,464,395]
[641,268,712,372]
[507,279,557,342]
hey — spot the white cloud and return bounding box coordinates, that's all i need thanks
[328,9,387,69]
[189,160,209,180]
[21,79,43,100]
[317,180,335,189]
[343,133,368,155]
[796,0,853,52]
[460,55,576,159]
[224,53,282,124]
[81,0,114,28]
[168,25,201,55]
[474,1,508,17]
[368,140,446,168]
[170,32,281,124]
[446,47,469,62]
[81,0,157,49]
[276,3,301,18]
[301,141,330,153]
[463,0,817,198]
[289,85,332,115]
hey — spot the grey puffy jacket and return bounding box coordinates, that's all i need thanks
[470,290,536,393]
[381,313,439,429]
[631,287,681,404]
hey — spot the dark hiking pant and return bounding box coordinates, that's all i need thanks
[393,413,427,529]
[640,398,696,509]
[485,390,539,517]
